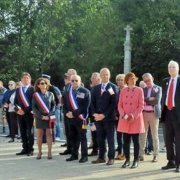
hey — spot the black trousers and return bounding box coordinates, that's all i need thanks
[95,121,115,160]
[9,112,18,139]
[145,128,153,153]
[6,111,11,135]
[64,116,72,152]
[123,133,139,161]
[91,130,98,152]
[18,113,34,152]
[69,119,87,158]
[115,120,124,154]
[164,108,180,165]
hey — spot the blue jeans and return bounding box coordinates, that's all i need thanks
[55,107,61,138]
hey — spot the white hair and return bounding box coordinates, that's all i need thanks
[168,60,179,70]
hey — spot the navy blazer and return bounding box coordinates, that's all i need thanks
[91,82,119,121]
[143,84,162,118]
[14,86,34,114]
[161,76,180,123]
[63,86,91,120]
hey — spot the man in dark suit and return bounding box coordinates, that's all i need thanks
[91,68,119,165]
[161,60,180,173]
[15,72,34,156]
[59,69,77,155]
[64,75,91,163]
[88,72,101,156]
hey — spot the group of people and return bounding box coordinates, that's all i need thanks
[0,60,180,173]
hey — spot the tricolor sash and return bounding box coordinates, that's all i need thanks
[34,92,50,114]
[68,86,88,129]
[19,86,30,108]
[34,92,56,128]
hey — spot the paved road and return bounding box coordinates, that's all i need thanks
[0,125,179,180]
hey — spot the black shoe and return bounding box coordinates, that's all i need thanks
[88,151,98,156]
[8,138,14,143]
[161,162,176,170]
[16,150,27,155]
[122,159,130,168]
[66,156,78,161]
[131,160,138,168]
[79,157,88,163]
[88,146,93,149]
[5,134,11,138]
[59,150,71,155]
[2,127,5,133]
[27,151,33,156]
[60,143,67,147]
[176,165,180,173]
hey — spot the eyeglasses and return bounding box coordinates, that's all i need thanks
[39,82,46,85]
[144,79,151,83]
[8,84,13,86]
[71,80,78,82]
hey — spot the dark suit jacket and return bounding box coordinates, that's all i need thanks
[63,86,91,120]
[161,76,180,123]
[91,82,119,121]
[14,86,34,114]
[143,84,162,118]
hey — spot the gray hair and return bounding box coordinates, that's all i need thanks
[100,67,110,75]
[142,73,153,79]
[168,60,179,70]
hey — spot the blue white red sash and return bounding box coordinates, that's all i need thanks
[34,92,56,128]
[34,92,49,114]
[68,86,88,122]
[19,86,29,108]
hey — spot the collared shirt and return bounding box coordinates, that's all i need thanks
[144,87,154,111]
[166,76,178,107]
[101,82,108,90]
[23,85,30,93]
[101,82,108,94]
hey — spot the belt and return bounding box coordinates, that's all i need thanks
[143,110,154,113]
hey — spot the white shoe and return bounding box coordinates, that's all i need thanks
[55,137,60,141]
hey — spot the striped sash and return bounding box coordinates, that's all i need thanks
[34,92,56,128]
[34,92,49,114]
[68,86,88,128]
[19,86,30,108]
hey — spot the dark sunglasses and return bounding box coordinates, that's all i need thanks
[39,82,46,85]
[71,80,78,82]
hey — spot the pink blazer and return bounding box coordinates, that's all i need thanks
[117,86,145,134]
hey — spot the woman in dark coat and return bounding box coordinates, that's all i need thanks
[32,78,55,159]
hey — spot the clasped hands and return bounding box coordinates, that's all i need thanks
[123,113,134,123]
[42,116,49,121]
[66,111,74,119]
[93,113,105,121]
[17,109,25,115]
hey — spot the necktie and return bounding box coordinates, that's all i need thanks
[101,84,105,95]
[23,86,27,93]
[101,84,105,91]
[167,79,174,110]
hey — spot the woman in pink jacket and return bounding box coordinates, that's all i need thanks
[117,72,145,168]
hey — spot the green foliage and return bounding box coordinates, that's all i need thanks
[0,0,179,88]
